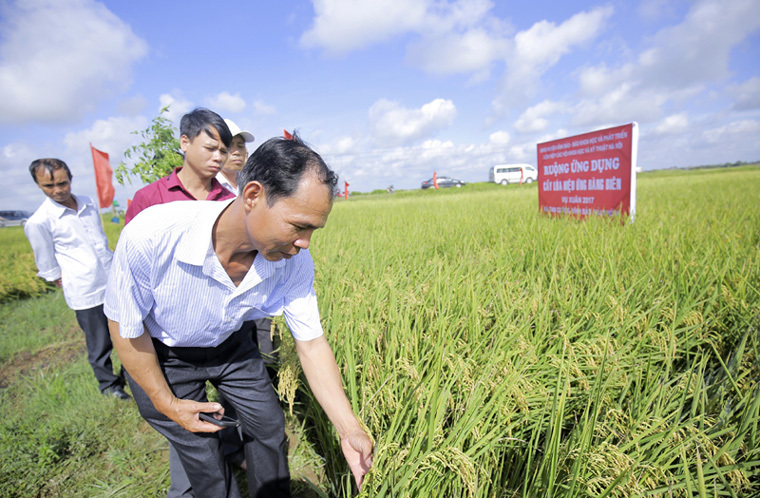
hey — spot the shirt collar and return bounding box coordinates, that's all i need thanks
[45,194,86,217]
[175,199,232,266]
[174,199,286,287]
[215,171,239,196]
[165,168,184,191]
[169,167,235,200]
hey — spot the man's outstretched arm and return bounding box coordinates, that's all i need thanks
[295,335,374,489]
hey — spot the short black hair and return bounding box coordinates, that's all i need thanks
[179,108,232,148]
[29,158,73,184]
[238,131,338,206]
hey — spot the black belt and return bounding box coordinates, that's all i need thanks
[151,320,256,363]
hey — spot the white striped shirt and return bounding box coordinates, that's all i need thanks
[103,199,324,347]
[24,195,113,310]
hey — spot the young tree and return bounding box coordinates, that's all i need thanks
[115,106,183,186]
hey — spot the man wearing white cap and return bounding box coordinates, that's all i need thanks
[215,120,276,374]
[216,119,254,195]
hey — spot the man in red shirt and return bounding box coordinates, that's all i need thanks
[124,108,234,224]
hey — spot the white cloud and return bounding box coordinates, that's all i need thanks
[577,0,760,120]
[117,95,148,116]
[303,0,510,78]
[369,98,456,145]
[638,0,682,22]
[702,119,760,144]
[0,0,147,124]
[334,136,355,151]
[512,8,612,67]
[488,130,510,146]
[315,129,530,192]
[634,0,760,89]
[253,100,277,115]
[406,28,508,76]
[514,100,565,133]
[159,93,193,123]
[420,139,455,157]
[571,83,667,127]
[1,115,149,211]
[206,92,247,114]
[63,116,148,161]
[552,0,760,155]
[578,62,634,96]
[62,115,149,188]
[508,142,536,161]
[732,76,760,111]
[491,6,614,116]
[60,115,151,205]
[655,112,689,135]
[300,0,428,56]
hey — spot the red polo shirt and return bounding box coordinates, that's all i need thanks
[124,168,235,225]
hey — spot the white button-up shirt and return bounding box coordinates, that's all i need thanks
[24,195,113,310]
[104,199,324,347]
[215,171,238,196]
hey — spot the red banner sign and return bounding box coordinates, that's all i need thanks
[537,123,638,220]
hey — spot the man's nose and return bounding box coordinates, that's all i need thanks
[294,230,314,250]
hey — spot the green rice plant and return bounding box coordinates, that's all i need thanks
[0,226,54,301]
[283,166,760,497]
[0,216,121,303]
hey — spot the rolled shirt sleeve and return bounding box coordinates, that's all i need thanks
[103,225,155,338]
[24,218,62,281]
[282,251,324,342]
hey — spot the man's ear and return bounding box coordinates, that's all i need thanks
[180,134,190,152]
[241,181,265,212]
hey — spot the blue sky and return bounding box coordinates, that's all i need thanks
[2,0,759,212]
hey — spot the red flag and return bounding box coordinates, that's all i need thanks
[283,129,293,140]
[344,181,349,199]
[90,144,115,208]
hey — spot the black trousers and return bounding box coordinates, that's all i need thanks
[127,325,290,498]
[74,304,122,392]
[167,318,280,498]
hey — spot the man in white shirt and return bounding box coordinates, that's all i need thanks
[105,134,373,497]
[24,158,129,400]
[216,118,277,373]
[215,118,254,195]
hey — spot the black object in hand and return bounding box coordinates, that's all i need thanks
[199,412,240,428]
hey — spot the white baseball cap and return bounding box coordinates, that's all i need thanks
[224,119,255,143]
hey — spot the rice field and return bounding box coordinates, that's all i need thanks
[0,227,54,301]
[285,166,760,497]
[0,214,121,302]
[1,166,758,497]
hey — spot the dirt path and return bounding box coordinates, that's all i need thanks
[0,324,84,389]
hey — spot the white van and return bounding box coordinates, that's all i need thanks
[491,164,538,185]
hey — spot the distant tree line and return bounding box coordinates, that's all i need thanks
[681,159,759,170]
